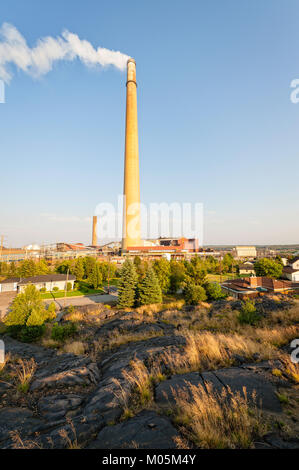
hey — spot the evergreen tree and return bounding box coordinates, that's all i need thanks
[89,264,103,289]
[84,256,96,279]
[153,258,171,292]
[74,258,84,281]
[137,267,162,306]
[117,259,138,308]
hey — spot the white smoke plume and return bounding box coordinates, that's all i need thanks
[0,23,130,83]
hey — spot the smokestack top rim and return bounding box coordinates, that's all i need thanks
[127,58,136,65]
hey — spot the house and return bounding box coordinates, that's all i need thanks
[282,257,299,282]
[222,276,299,299]
[238,261,255,276]
[0,274,76,293]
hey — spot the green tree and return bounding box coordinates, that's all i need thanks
[55,260,74,275]
[5,285,46,327]
[185,257,207,285]
[74,258,85,281]
[169,261,186,293]
[183,282,207,305]
[137,267,162,305]
[205,282,226,300]
[84,256,97,279]
[254,258,283,279]
[35,259,50,275]
[89,264,103,289]
[153,258,171,292]
[17,259,36,277]
[117,259,138,308]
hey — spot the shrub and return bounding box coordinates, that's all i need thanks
[51,322,77,342]
[46,302,57,321]
[52,286,59,292]
[19,325,45,343]
[39,287,46,293]
[238,300,260,325]
[205,282,226,300]
[183,283,207,305]
[66,282,72,292]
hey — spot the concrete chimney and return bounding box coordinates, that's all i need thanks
[121,58,142,252]
[92,215,98,246]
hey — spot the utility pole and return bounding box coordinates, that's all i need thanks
[107,255,111,294]
[64,268,69,309]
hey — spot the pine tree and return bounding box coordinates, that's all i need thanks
[89,264,103,289]
[117,259,138,308]
[137,267,162,306]
[74,258,84,281]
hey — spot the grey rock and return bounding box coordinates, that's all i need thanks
[38,394,84,421]
[88,410,179,449]
[155,372,204,407]
[0,407,44,443]
[213,367,282,412]
[264,433,299,449]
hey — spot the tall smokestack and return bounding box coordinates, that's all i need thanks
[121,58,142,252]
[92,215,98,246]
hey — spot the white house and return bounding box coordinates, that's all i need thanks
[0,274,76,293]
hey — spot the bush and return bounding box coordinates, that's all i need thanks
[183,282,207,305]
[66,282,73,292]
[205,282,226,300]
[40,287,46,293]
[51,322,77,342]
[52,286,59,292]
[19,325,45,342]
[238,300,260,325]
[4,285,48,331]
[46,302,57,321]
[7,324,45,343]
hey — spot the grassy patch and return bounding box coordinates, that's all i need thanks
[172,382,266,449]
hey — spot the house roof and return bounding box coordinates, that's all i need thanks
[283,266,299,274]
[18,274,76,285]
[0,277,21,284]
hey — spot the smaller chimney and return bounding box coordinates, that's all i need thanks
[92,216,98,246]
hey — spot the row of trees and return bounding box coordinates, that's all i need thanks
[117,258,227,308]
[56,257,118,289]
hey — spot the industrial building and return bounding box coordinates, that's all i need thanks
[233,246,257,259]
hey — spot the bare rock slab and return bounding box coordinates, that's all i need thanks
[155,372,204,407]
[88,411,179,449]
[213,367,282,412]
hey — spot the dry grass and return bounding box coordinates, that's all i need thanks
[58,419,81,449]
[122,358,153,406]
[135,300,185,316]
[63,341,86,355]
[0,351,11,373]
[107,329,163,350]
[158,331,276,375]
[173,382,266,449]
[279,353,299,384]
[10,431,41,449]
[248,325,299,347]
[12,358,36,393]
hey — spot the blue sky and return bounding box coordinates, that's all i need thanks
[1,0,299,247]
